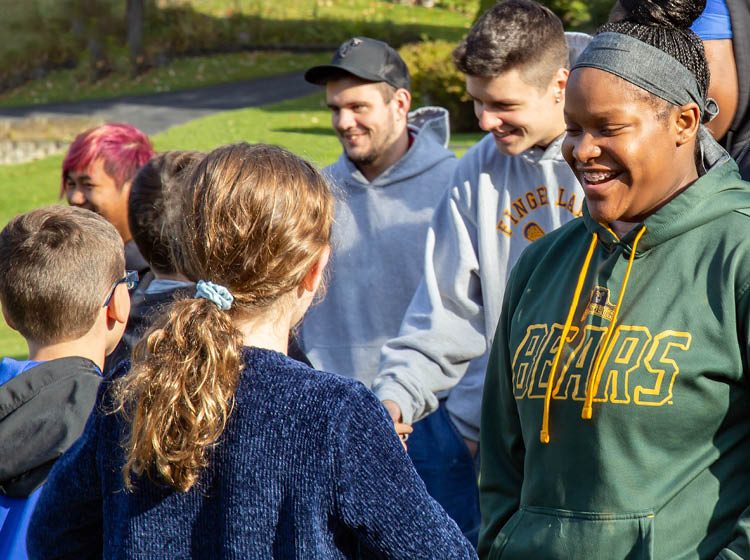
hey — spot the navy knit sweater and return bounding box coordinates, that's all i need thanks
[27,347,476,559]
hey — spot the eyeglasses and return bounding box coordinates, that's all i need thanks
[103,270,139,307]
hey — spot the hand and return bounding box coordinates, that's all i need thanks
[394,421,413,451]
[382,400,402,423]
[382,400,413,450]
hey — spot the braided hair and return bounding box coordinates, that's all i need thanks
[601,0,710,100]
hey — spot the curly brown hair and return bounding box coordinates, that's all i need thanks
[112,143,334,492]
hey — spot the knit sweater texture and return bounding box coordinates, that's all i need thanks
[27,347,476,559]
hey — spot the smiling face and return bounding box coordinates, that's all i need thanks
[65,158,132,242]
[562,67,700,225]
[326,76,409,179]
[465,67,568,156]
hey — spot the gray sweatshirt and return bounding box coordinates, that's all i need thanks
[299,107,458,386]
[373,133,585,441]
[373,32,591,442]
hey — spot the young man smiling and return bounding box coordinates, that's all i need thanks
[372,0,589,546]
[300,37,464,535]
[62,122,155,280]
[299,38,457,388]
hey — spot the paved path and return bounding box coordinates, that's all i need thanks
[0,71,318,136]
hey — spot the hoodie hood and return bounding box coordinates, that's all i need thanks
[0,357,101,498]
[583,126,748,253]
[328,106,454,189]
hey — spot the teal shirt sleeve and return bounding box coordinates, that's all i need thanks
[477,267,526,558]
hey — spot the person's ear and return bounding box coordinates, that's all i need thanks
[303,246,331,294]
[106,282,131,325]
[552,67,569,104]
[393,88,412,120]
[675,102,700,146]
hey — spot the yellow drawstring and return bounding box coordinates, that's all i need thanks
[540,233,599,444]
[581,226,646,420]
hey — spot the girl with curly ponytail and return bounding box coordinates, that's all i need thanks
[27,142,476,559]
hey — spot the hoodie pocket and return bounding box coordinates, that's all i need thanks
[488,506,654,560]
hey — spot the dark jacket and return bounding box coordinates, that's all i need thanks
[0,357,102,498]
[726,0,750,179]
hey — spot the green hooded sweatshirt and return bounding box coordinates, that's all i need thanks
[479,133,750,560]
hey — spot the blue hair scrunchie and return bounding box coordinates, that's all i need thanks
[195,280,233,310]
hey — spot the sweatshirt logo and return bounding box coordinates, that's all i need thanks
[512,323,691,407]
[496,185,582,239]
[582,286,616,321]
[523,222,546,242]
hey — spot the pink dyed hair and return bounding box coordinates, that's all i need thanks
[60,122,155,197]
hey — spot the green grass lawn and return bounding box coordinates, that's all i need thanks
[0,92,483,359]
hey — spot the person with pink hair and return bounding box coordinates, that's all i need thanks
[62,122,155,276]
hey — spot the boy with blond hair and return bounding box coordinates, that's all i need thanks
[0,206,131,560]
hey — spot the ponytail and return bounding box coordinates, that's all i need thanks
[111,142,334,493]
[113,298,243,492]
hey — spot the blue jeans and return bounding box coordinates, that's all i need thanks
[407,402,481,548]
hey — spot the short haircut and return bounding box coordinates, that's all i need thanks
[128,151,205,276]
[0,206,124,345]
[325,69,399,103]
[453,0,569,89]
[61,122,155,197]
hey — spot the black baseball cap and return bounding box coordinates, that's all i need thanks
[304,37,410,91]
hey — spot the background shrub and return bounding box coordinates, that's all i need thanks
[399,40,476,133]
[475,0,616,30]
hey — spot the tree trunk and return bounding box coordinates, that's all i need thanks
[68,0,111,82]
[127,0,147,77]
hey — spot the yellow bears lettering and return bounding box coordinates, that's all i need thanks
[511,323,692,407]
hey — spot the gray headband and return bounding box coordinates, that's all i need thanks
[572,32,718,124]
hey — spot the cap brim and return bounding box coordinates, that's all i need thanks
[304,63,387,86]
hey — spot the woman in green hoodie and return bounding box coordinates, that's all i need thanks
[478,0,750,558]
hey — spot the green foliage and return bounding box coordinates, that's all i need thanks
[540,0,615,31]
[0,2,80,90]
[0,0,472,94]
[143,1,470,55]
[435,0,479,16]
[474,0,615,31]
[399,40,477,133]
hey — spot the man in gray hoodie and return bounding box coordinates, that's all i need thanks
[372,0,589,546]
[300,36,464,535]
[300,38,457,388]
